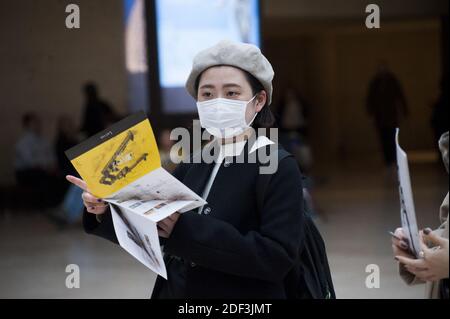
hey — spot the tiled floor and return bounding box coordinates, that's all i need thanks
[0,161,447,298]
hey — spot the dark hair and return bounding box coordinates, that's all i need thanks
[243,71,275,129]
[194,67,275,129]
[22,112,38,128]
[83,81,98,98]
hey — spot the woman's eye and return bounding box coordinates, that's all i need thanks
[202,92,212,98]
[226,91,239,97]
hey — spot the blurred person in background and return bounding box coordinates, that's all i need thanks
[15,112,56,187]
[366,61,408,173]
[277,87,313,174]
[55,114,79,178]
[80,82,118,137]
[277,88,319,218]
[14,112,64,207]
[158,128,182,173]
[392,131,449,299]
[52,115,84,226]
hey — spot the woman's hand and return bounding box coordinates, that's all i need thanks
[392,227,415,259]
[66,175,108,215]
[395,229,449,282]
[157,213,180,238]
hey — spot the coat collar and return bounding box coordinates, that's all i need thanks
[185,135,275,196]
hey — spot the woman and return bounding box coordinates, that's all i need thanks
[67,40,305,298]
[392,131,449,299]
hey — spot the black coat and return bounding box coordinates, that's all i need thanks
[83,141,304,299]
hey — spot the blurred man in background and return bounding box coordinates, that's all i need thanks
[80,82,118,137]
[366,62,408,171]
[14,112,64,207]
[55,114,79,177]
[14,112,55,186]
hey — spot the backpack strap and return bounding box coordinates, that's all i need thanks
[255,146,336,299]
[256,148,292,213]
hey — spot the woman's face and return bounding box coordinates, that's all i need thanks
[197,65,266,123]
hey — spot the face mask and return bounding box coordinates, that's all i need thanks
[196,95,257,138]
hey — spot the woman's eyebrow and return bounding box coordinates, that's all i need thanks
[199,84,215,90]
[199,83,241,89]
[222,83,241,88]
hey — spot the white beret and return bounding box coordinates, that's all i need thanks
[185,40,275,105]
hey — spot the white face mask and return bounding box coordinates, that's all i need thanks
[196,95,258,138]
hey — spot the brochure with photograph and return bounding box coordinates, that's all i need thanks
[65,111,206,278]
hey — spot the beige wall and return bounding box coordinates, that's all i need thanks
[264,19,442,163]
[0,0,127,184]
[334,20,441,156]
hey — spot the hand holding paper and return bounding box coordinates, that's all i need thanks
[66,175,108,215]
[65,111,206,279]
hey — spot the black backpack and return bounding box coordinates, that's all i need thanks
[256,148,336,299]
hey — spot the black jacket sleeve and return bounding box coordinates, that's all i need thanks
[83,207,118,244]
[163,156,304,283]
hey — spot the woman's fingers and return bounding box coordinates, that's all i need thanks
[395,255,423,267]
[424,275,438,282]
[392,244,414,259]
[83,194,107,215]
[157,223,169,238]
[399,240,409,250]
[423,229,446,247]
[86,205,107,214]
[167,212,180,222]
[392,228,409,248]
[392,237,409,250]
[158,229,169,238]
[161,216,176,227]
[82,191,104,205]
[66,175,88,191]
[85,202,108,209]
[408,267,434,282]
[66,175,107,215]
[158,215,179,236]
[158,220,171,233]
[157,214,180,239]
[81,189,107,215]
[405,264,428,272]
[419,233,432,256]
[394,227,405,239]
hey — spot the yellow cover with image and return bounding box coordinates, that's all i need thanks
[66,112,160,198]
